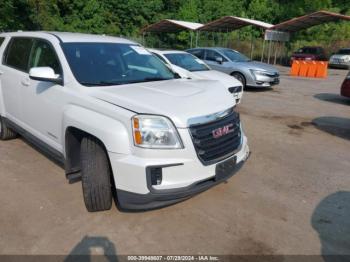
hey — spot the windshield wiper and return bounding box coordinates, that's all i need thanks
[80,77,172,86]
[143,77,172,82]
[79,81,126,86]
[125,77,173,84]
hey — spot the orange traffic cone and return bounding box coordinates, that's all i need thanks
[307,61,318,78]
[316,61,328,78]
[290,61,300,76]
[299,61,309,77]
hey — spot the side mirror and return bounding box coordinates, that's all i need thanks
[29,67,62,85]
[215,56,223,64]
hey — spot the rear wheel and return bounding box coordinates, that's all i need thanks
[0,116,18,140]
[80,136,113,212]
[231,72,246,87]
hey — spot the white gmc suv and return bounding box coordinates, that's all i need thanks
[0,32,250,212]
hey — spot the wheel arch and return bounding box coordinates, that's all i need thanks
[230,71,247,86]
[63,105,132,175]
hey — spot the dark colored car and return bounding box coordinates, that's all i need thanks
[291,46,328,63]
[341,71,350,98]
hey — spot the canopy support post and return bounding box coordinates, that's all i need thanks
[195,31,199,47]
[261,39,266,62]
[226,28,229,47]
[267,40,272,64]
[142,32,146,46]
[250,30,254,60]
[190,31,193,48]
[273,41,278,65]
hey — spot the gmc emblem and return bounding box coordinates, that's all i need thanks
[212,123,234,139]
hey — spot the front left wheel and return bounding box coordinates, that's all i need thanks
[231,72,246,88]
[80,136,113,212]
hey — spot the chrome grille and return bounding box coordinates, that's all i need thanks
[189,109,241,165]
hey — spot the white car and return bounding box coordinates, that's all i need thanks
[329,48,350,69]
[150,49,243,104]
[0,32,249,212]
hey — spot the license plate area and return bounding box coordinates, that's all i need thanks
[273,78,280,84]
[215,156,237,181]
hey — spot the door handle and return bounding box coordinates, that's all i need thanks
[21,78,30,86]
[0,70,3,75]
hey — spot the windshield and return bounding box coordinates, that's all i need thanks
[62,43,175,86]
[338,49,350,55]
[164,53,209,72]
[221,49,250,62]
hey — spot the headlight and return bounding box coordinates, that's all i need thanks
[132,115,183,149]
[250,70,270,77]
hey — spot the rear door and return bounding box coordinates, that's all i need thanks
[0,37,34,123]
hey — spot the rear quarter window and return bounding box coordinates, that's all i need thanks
[0,37,5,47]
[4,37,33,72]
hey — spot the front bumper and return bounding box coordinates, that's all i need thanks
[247,73,280,88]
[116,154,249,210]
[329,62,350,69]
[341,79,350,98]
[108,131,249,210]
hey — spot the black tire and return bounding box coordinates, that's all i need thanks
[0,116,18,140]
[80,136,112,212]
[231,72,246,87]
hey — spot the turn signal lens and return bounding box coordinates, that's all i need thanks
[133,118,139,129]
[134,130,142,145]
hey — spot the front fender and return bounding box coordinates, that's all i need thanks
[63,105,132,155]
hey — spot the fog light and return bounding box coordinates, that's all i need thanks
[150,167,162,185]
[228,86,242,93]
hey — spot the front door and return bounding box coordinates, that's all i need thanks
[204,50,225,72]
[21,39,64,152]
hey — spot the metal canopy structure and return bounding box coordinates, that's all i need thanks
[271,10,350,33]
[196,16,274,60]
[141,19,203,33]
[198,16,273,32]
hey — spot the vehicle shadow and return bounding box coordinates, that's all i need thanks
[64,236,118,262]
[244,87,274,92]
[312,117,350,141]
[314,93,350,106]
[311,191,350,262]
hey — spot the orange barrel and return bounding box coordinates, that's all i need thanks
[299,61,309,77]
[307,61,318,78]
[290,61,300,76]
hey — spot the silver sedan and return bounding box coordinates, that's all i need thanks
[187,47,280,88]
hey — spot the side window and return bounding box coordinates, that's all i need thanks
[205,50,226,62]
[189,49,204,59]
[0,37,5,47]
[29,40,62,75]
[4,38,33,72]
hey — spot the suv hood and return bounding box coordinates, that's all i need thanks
[331,54,350,60]
[192,70,242,88]
[89,79,235,128]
